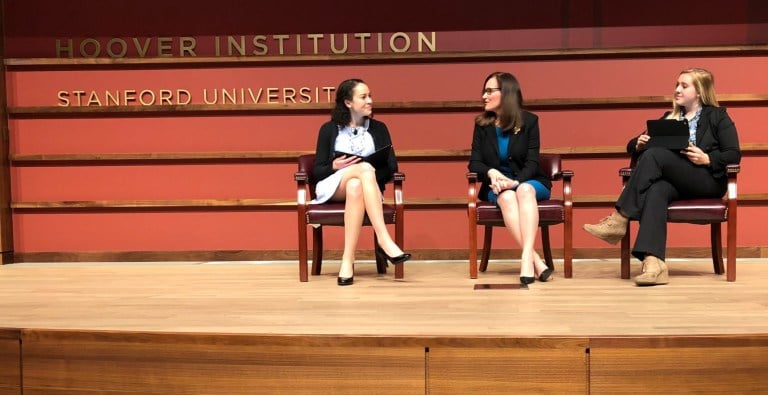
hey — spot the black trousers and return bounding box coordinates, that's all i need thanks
[616,147,727,261]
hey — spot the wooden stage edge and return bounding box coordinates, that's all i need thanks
[2,260,768,393]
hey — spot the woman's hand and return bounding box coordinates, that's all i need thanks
[488,169,519,194]
[635,133,650,151]
[333,155,361,171]
[682,143,710,166]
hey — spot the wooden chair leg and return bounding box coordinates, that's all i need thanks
[540,226,554,270]
[710,223,725,275]
[468,215,478,279]
[394,218,404,280]
[727,210,737,282]
[620,222,631,279]
[298,223,309,282]
[479,226,493,272]
[311,226,323,275]
[563,210,573,279]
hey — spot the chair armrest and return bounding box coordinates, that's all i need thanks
[560,169,574,181]
[551,167,573,182]
[619,167,633,187]
[392,172,405,205]
[295,171,310,206]
[561,170,574,206]
[392,172,405,184]
[466,172,479,206]
[726,164,739,201]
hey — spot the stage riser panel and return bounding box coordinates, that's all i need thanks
[21,331,426,394]
[15,331,768,394]
[427,341,589,394]
[590,337,768,393]
[0,330,21,395]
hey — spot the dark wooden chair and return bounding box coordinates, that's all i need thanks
[619,162,740,281]
[295,154,405,282]
[467,153,574,279]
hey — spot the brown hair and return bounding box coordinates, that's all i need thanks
[474,72,524,132]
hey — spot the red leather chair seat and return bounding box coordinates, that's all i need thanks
[476,200,565,224]
[306,203,397,226]
[668,199,727,223]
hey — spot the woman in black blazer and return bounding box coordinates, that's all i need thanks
[468,72,553,285]
[584,68,741,286]
[313,79,411,286]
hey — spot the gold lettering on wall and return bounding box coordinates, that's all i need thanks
[330,34,347,54]
[54,32,437,58]
[57,87,335,106]
[106,38,128,57]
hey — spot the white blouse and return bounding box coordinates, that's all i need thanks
[312,119,375,204]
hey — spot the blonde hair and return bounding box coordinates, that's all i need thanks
[667,68,719,119]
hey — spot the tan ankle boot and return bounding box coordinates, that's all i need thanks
[583,211,628,245]
[634,255,669,286]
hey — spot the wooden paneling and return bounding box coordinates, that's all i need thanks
[8,192,768,211]
[0,329,21,395]
[9,143,768,164]
[428,338,588,394]
[7,94,768,117]
[21,330,425,394]
[5,45,768,69]
[590,336,768,393]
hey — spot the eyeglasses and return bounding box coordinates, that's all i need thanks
[482,88,501,96]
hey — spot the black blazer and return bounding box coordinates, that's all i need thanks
[627,106,741,178]
[468,111,551,201]
[313,118,398,191]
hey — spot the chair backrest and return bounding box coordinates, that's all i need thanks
[539,153,561,181]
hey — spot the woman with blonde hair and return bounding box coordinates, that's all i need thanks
[584,68,741,286]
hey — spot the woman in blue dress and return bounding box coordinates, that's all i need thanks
[468,72,553,284]
[313,79,411,286]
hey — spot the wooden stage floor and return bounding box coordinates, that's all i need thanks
[2,259,768,336]
[2,259,768,394]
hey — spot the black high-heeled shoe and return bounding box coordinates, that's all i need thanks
[520,276,535,285]
[375,245,411,265]
[538,268,554,282]
[337,276,354,286]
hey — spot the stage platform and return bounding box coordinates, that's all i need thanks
[2,259,768,394]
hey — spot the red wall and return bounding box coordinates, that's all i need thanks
[4,1,768,255]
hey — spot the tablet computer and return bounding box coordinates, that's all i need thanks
[646,119,690,150]
[334,144,392,165]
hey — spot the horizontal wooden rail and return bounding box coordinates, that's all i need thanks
[11,193,768,212]
[10,143,768,165]
[5,44,768,69]
[8,94,768,118]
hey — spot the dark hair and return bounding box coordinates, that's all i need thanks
[475,72,524,132]
[331,78,365,126]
